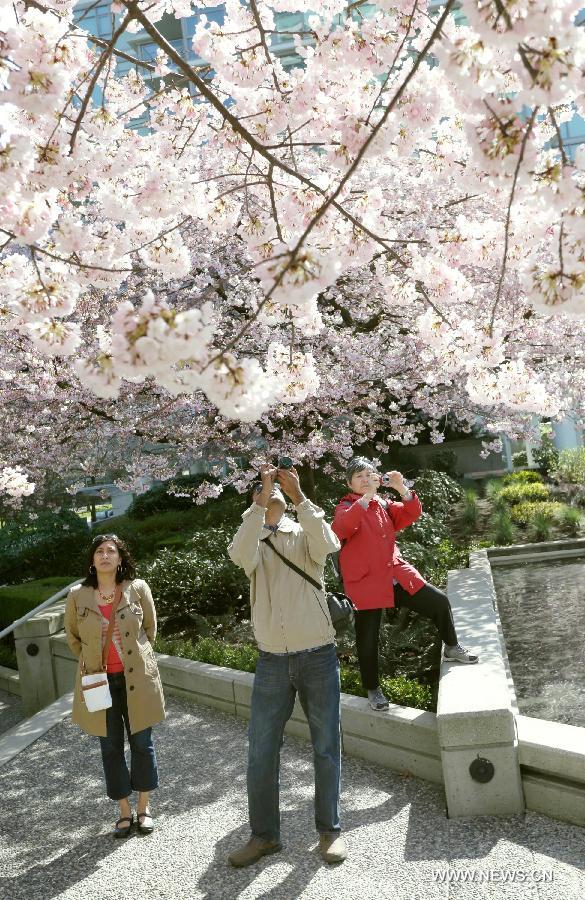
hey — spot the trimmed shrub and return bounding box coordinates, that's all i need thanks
[509,501,564,526]
[0,640,17,669]
[140,527,249,619]
[553,448,585,486]
[0,511,89,585]
[503,470,543,485]
[499,483,550,505]
[512,450,528,467]
[0,576,77,628]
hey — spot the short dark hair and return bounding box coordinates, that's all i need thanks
[82,533,136,587]
[247,482,263,506]
[345,457,375,482]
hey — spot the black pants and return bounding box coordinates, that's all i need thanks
[353,583,458,691]
[98,673,159,801]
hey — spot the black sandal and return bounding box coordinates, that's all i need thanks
[137,810,154,835]
[114,814,134,838]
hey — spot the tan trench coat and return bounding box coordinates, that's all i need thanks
[64,579,166,738]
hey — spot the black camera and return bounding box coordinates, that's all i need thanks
[278,457,293,469]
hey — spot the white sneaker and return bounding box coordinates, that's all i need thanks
[444,643,479,664]
[368,687,390,710]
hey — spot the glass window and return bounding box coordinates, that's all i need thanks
[74,2,113,39]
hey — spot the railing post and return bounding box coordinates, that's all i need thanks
[14,602,68,716]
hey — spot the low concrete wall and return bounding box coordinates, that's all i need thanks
[516,715,585,827]
[0,665,20,696]
[50,632,442,784]
[437,561,524,818]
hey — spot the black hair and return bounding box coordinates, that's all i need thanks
[82,533,136,587]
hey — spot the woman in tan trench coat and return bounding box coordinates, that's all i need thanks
[65,533,165,837]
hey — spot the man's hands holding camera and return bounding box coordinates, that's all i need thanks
[254,462,305,508]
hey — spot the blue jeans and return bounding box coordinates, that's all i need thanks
[99,673,159,801]
[247,643,341,842]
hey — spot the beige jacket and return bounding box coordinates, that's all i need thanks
[228,499,341,653]
[64,579,166,737]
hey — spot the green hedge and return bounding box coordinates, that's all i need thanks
[0,511,89,585]
[128,474,244,524]
[0,576,77,627]
[499,483,550,505]
[154,635,432,711]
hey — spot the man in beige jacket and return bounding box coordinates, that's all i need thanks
[227,463,346,867]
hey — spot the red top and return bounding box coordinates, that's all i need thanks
[98,603,124,673]
[332,492,425,610]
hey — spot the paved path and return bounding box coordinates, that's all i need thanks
[0,688,25,736]
[0,695,584,900]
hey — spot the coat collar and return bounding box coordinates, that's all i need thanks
[259,515,296,540]
[78,580,132,613]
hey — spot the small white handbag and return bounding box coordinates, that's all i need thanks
[81,586,122,712]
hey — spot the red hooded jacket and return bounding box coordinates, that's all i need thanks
[332,492,425,610]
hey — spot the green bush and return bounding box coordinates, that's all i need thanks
[512,450,528,467]
[422,539,471,589]
[503,470,543,485]
[510,501,564,526]
[499,483,550,505]
[403,512,449,548]
[412,470,464,519]
[141,528,249,619]
[0,576,77,627]
[0,511,89,585]
[553,448,585,486]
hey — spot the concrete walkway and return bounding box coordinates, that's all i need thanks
[0,688,25,736]
[0,694,584,900]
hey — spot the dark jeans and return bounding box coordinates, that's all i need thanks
[99,672,159,801]
[354,583,458,691]
[247,643,341,843]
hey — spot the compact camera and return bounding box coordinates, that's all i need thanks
[381,473,391,486]
[278,457,293,469]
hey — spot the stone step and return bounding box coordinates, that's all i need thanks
[0,691,72,769]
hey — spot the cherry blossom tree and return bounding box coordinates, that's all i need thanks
[1,0,584,499]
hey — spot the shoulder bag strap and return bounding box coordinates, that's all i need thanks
[101,585,123,672]
[263,537,323,592]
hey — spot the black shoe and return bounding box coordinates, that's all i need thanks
[114,815,134,838]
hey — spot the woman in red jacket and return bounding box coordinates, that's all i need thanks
[332,457,478,711]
